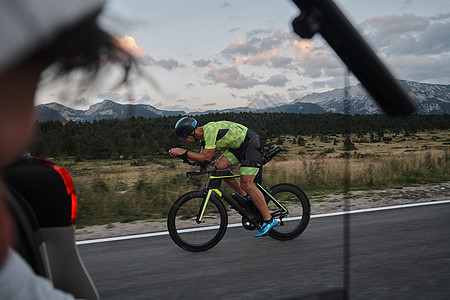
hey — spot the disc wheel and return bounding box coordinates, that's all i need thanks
[265,183,311,240]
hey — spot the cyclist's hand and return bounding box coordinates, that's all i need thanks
[168,148,185,157]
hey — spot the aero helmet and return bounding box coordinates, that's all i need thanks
[175,117,197,140]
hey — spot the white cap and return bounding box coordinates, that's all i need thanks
[0,0,105,73]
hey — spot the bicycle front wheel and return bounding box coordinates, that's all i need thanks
[266,183,311,241]
[167,190,228,252]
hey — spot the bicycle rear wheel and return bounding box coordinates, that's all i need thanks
[266,183,311,240]
[167,190,228,252]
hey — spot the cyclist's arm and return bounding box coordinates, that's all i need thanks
[169,147,215,162]
[191,148,214,162]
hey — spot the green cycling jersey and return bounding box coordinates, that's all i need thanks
[202,121,248,150]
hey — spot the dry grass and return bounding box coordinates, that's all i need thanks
[54,130,450,227]
[264,149,448,193]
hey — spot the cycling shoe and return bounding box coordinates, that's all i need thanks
[254,217,278,237]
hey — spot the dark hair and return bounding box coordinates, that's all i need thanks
[37,11,134,84]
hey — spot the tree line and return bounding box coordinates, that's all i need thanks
[30,113,450,160]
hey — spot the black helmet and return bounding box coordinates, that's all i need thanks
[175,117,197,140]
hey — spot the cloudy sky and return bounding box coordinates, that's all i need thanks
[36,0,450,112]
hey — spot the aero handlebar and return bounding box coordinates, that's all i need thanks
[177,156,212,177]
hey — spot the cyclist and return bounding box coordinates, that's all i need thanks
[169,117,278,237]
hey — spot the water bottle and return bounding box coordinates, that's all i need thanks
[266,146,282,160]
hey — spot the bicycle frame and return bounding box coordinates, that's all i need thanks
[196,169,288,225]
[168,146,310,251]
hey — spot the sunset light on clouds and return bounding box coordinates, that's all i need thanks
[36,0,450,112]
[113,35,147,58]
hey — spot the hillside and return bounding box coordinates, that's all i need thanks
[36,80,450,122]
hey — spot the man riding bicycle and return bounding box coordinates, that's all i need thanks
[169,117,278,237]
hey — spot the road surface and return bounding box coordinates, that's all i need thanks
[78,202,450,299]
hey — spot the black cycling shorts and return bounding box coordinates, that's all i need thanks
[223,129,263,175]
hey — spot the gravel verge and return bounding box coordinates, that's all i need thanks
[75,182,450,241]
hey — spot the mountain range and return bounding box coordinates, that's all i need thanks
[37,100,184,123]
[36,80,449,123]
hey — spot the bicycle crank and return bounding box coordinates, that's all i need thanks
[241,217,257,230]
[242,216,265,231]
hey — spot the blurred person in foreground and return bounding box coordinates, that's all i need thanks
[0,0,134,298]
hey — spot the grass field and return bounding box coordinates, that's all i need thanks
[54,130,450,227]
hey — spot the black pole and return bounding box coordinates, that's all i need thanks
[291,0,417,116]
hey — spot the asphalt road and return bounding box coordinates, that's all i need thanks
[78,202,450,300]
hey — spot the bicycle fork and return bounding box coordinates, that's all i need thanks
[195,189,215,224]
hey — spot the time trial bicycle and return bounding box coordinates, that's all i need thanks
[167,146,311,252]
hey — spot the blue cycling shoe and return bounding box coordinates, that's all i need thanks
[254,217,278,237]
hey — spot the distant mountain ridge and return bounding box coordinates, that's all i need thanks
[37,80,450,122]
[37,100,184,122]
[293,80,450,115]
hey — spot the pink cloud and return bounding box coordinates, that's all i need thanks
[207,65,258,89]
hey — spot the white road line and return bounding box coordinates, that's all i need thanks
[76,199,450,245]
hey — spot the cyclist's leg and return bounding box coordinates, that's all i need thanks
[240,173,271,221]
[215,152,246,195]
[238,131,272,221]
[241,171,277,237]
